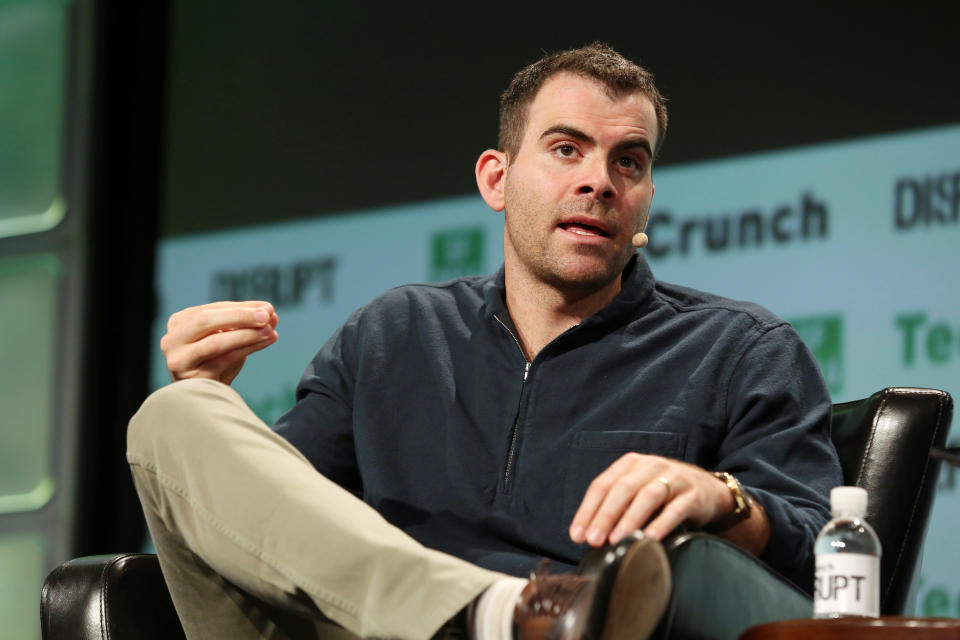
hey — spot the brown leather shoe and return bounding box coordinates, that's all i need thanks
[514,532,671,640]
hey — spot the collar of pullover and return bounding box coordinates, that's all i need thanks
[481,254,658,331]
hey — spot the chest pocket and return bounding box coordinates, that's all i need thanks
[561,430,688,537]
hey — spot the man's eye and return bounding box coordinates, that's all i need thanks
[555,145,575,157]
[616,156,648,175]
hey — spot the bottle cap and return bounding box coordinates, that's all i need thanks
[830,486,868,518]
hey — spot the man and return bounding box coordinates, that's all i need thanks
[129,43,841,640]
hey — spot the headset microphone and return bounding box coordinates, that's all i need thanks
[632,232,649,248]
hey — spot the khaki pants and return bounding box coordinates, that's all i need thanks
[127,378,502,640]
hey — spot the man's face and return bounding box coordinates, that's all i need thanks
[501,73,657,293]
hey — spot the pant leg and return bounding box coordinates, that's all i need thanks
[126,378,502,640]
[134,496,358,640]
[652,533,813,640]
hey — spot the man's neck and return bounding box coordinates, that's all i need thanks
[503,267,622,362]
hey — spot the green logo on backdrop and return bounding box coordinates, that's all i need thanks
[894,311,958,366]
[430,227,485,281]
[789,314,844,395]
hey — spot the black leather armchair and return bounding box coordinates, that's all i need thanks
[41,388,953,640]
[653,387,953,639]
[831,387,952,612]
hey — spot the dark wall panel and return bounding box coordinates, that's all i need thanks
[161,3,960,236]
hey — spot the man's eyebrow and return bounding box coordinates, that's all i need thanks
[539,125,595,145]
[613,138,653,160]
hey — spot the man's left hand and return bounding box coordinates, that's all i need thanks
[568,453,747,547]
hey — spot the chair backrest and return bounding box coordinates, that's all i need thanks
[830,387,953,615]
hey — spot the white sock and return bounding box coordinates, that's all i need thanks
[470,577,528,640]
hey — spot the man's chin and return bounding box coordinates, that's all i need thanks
[541,258,629,295]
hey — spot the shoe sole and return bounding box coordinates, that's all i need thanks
[599,535,671,640]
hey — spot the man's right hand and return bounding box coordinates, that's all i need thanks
[161,301,279,385]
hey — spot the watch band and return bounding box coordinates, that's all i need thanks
[707,471,752,530]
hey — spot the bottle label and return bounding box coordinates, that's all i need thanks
[814,553,879,617]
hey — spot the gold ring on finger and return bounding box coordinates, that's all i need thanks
[656,476,672,500]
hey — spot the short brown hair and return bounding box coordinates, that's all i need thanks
[498,42,668,161]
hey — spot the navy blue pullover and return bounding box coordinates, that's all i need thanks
[274,255,842,591]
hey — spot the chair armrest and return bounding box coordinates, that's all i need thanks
[41,553,185,640]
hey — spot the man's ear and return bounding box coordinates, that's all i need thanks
[475,149,507,212]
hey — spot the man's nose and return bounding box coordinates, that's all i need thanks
[576,157,616,199]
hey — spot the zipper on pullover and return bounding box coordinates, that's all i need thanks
[492,314,580,490]
[493,314,531,491]
[503,361,531,488]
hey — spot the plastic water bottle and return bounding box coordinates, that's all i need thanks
[813,486,881,618]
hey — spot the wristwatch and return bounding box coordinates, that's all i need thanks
[708,471,752,530]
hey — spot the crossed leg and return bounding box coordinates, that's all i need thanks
[127,378,502,640]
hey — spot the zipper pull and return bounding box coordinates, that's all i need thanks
[523,362,531,381]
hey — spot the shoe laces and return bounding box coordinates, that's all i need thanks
[515,559,590,621]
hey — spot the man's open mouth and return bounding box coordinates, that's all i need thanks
[558,222,609,237]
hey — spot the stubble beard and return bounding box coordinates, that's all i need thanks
[505,210,634,296]
[538,241,633,294]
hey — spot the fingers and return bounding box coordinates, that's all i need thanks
[167,302,277,342]
[162,301,279,383]
[198,300,276,321]
[569,454,724,547]
[642,495,694,541]
[570,453,670,546]
[610,477,677,543]
[165,326,276,376]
